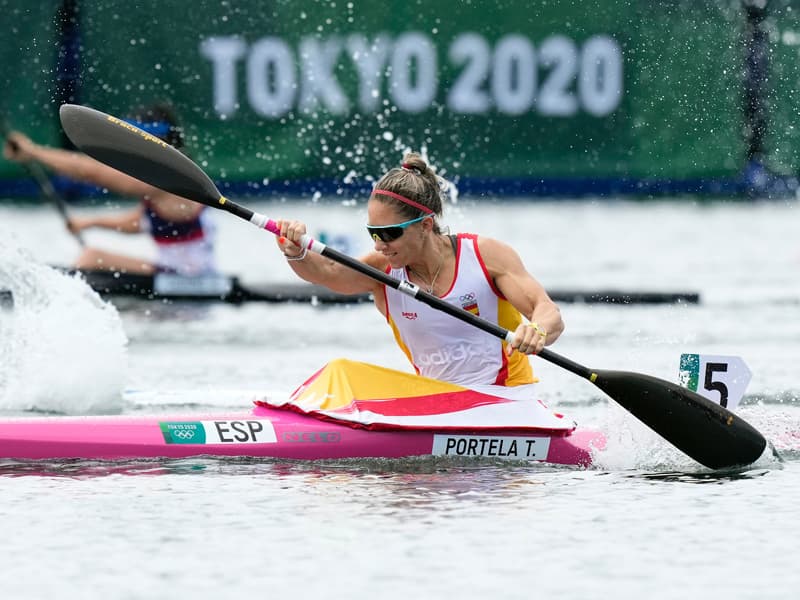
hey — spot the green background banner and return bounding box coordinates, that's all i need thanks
[0,2,63,150]
[0,0,796,197]
[761,0,800,178]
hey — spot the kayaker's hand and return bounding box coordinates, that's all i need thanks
[275,219,308,258]
[507,321,547,356]
[2,131,36,163]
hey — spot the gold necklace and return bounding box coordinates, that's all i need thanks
[409,253,444,294]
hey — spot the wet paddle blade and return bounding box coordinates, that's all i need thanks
[59,104,220,206]
[592,369,766,469]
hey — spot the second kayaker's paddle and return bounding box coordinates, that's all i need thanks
[58,103,768,470]
[0,115,85,246]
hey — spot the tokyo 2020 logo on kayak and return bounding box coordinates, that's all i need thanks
[160,422,204,444]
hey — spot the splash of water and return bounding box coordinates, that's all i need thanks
[400,143,460,207]
[590,401,785,472]
[590,402,695,471]
[0,239,128,414]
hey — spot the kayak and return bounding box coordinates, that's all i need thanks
[9,268,699,306]
[0,404,604,465]
[0,360,605,466]
[72,269,699,304]
[63,268,369,305]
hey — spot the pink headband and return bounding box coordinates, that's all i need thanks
[372,189,434,214]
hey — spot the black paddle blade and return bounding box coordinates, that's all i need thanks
[58,104,220,206]
[592,369,766,469]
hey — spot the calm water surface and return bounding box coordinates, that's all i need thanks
[1,199,798,599]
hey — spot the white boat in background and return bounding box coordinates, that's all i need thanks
[31,268,698,305]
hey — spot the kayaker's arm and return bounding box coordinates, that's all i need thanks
[478,236,564,355]
[68,204,145,234]
[274,219,385,295]
[3,130,170,199]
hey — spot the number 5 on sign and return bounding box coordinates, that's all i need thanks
[678,354,752,412]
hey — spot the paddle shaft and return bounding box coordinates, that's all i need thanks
[1,117,85,246]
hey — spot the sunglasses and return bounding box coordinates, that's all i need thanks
[366,214,429,243]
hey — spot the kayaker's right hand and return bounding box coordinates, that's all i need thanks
[275,219,308,258]
[507,321,547,356]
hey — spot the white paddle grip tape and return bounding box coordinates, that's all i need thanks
[301,235,326,254]
[398,281,420,297]
[505,331,516,344]
[250,213,268,228]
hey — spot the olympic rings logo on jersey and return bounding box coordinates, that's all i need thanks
[459,291,480,315]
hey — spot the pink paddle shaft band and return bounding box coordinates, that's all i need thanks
[372,189,434,214]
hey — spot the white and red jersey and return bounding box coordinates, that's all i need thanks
[140,200,217,275]
[383,233,534,387]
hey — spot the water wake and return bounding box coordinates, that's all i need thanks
[0,238,128,414]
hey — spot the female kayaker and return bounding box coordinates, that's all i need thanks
[2,103,217,276]
[274,153,564,387]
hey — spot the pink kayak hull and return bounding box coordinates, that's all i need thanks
[0,405,605,466]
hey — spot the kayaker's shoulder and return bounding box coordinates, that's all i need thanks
[472,234,524,271]
[361,250,391,272]
[358,251,392,292]
[472,234,513,253]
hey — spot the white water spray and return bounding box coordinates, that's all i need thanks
[0,238,128,414]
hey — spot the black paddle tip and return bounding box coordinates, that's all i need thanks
[592,369,767,469]
[57,103,222,207]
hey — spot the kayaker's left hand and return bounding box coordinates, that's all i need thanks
[507,321,547,356]
[3,131,36,163]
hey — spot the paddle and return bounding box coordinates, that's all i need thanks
[0,115,85,246]
[58,103,768,470]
